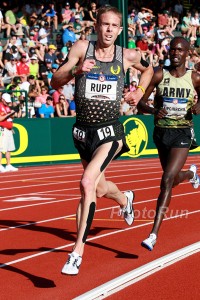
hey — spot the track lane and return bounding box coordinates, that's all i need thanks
[0,158,199,299]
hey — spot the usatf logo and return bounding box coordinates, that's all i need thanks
[123,117,148,157]
[164,78,170,86]
[110,66,120,75]
[98,75,106,82]
[173,99,178,104]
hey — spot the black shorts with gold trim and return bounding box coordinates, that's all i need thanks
[72,119,129,162]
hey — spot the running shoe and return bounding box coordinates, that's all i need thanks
[120,191,135,226]
[189,164,200,189]
[61,252,82,275]
[141,233,157,251]
[0,165,6,173]
[5,164,18,172]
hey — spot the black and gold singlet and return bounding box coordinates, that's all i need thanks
[75,42,125,124]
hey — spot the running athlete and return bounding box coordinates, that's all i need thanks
[51,5,153,275]
[138,37,200,251]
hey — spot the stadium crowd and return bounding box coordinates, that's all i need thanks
[0,0,200,118]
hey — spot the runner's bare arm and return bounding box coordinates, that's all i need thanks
[51,40,95,89]
[191,70,200,115]
[123,48,154,105]
[138,68,167,118]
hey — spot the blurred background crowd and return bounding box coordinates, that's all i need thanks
[0,0,199,118]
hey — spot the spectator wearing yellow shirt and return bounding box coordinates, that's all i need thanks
[29,55,39,79]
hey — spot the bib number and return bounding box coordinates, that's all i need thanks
[97,125,115,141]
[73,127,86,142]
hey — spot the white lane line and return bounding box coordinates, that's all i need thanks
[0,209,199,268]
[73,242,200,300]
[0,186,199,212]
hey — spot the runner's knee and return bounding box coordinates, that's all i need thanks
[161,173,175,190]
[81,176,95,195]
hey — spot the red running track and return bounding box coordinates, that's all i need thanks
[0,157,199,300]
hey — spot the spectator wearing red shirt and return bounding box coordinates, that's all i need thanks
[136,35,153,65]
[52,87,64,107]
[16,53,30,76]
[158,11,170,29]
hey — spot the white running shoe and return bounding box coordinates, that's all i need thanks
[5,165,18,172]
[142,233,157,251]
[120,191,135,226]
[0,165,6,173]
[189,164,200,189]
[61,252,82,275]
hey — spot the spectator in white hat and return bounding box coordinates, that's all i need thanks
[0,93,18,172]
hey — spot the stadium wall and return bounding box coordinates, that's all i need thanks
[3,115,200,167]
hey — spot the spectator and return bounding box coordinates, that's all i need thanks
[52,86,64,106]
[0,71,4,90]
[61,2,72,24]
[16,53,29,76]
[39,58,52,85]
[55,34,64,52]
[129,80,138,92]
[0,92,18,172]
[137,7,153,29]
[29,55,39,79]
[44,44,59,65]
[88,2,97,26]
[32,24,40,42]
[181,11,192,36]
[62,22,77,45]
[0,7,12,37]
[6,76,21,100]
[21,38,30,55]
[61,41,72,59]
[19,74,30,99]
[190,12,200,39]
[173,0,183,21]
[45,1,58,31]
[71,2,84,21]
[136,35,153,65]
[28,83,40,103]
[4,5,19,35]
[35,85,49,106]
[73,15,86,39]
[38,96,54,118]
[55,94,69,117]
[38,21,51,46]
[69,98,76,116]
[47,63,58,89]
[62,82,74,103]
[4,56,18,84]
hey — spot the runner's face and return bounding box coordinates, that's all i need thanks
[96,12,122,47]
[169,41,188,66]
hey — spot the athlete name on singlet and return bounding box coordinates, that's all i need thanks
[163,97,188,119]
[85,73,118,101]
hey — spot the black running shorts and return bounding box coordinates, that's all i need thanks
[72,120,129,162]
[153,126,198,150]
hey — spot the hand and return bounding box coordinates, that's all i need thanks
[81,59,96,73]
[155,107,168,119]
[124,89,144,106]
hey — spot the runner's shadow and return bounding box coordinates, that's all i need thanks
[0,263,56,288]
[0,219,75,241]
[0,247,66,255]
[0,220,119,244]
[87,226,138,259]
[87,240,138,259]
